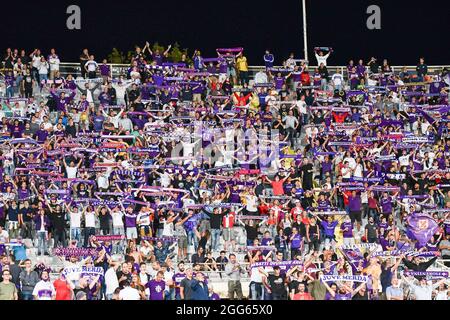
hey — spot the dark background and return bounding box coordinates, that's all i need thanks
[2,0,449,65]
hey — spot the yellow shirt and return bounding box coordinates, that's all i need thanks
[236,56,248,72]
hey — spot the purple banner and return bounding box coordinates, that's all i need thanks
[406,213,439,246]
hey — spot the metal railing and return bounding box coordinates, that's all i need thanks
[58,62,450,79]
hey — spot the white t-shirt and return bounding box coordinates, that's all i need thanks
[66,166,78,179]
[182,141,196,158]
[250,268,263,283]
[119,286,141,300]
[162,221,174,237]
[410,283,433,300]
[0,230,9,242]
[48,56,60,71]
[399,155,410,167]
[84,211,97,228]
[105,267,119,295]
[136,212,151,226]
[341,167,352,179]
[32,280,55,300]
[245,195,258,212]
[38,62,49,75]
[164,270,174,292]
[160,172,171,188]
[435,290,448,300]
[139,272,150,286]
[254,71,268,84]
[70,211,82,228]
[32,55,41,68]
[421,122,430,135]
[331,74,344,86]
[353,164,363,178]
[111,211,124,227]
[343,157,356,170]
[97,173,109,189]
[296,100,307,115]
[315,53,330,66]
[85,61,98,72]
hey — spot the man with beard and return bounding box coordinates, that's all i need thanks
[32,270,56,300]
[172,261,186,300]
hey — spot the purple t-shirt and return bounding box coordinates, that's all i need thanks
[321,220,338,237]
[99,64,110,76]
[210,293,220,300]
[291,234,302,249]
[274,77,285,90]
[335,293,353,300]
[172,272,186,295]
[124,212,137,228]
[147,279,165,300]
[348,195,361,212]
[340,222,353,238]
[380,196,392,213]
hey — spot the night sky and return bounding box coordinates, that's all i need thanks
[2,0,449,65]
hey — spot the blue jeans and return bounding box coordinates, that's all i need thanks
[31,68,39,82]
[250,282,263,300]
[187,230,198,250]
[4,164,14,176]
[70,227,81,247]
[369,209,379,223]
[15,76,23,94]
[165,288,175,300]
[21,292,33,300]
[113,226,125,254]
[302,113,309,126]
[84,227,96,247]
[39,73,48,82]
[6,86,14,98]
[37,231,47,254]
[337,196,344,210]
[210,229,221,251]
[263,287,272,300]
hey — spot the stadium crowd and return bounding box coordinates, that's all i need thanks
[0,44,449,300]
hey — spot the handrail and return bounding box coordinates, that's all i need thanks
[56,62,450,79]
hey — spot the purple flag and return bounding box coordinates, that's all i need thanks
[341,247,364,263]
[417,108,436,125]
[406,213,439,246]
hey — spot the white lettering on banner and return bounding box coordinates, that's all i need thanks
[320,275,368,283]
[63,266,104,277]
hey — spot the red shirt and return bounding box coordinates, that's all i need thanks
[300,72,310,85]
[271,180,285,195]
[258,203,269,215]
[368,197,378,209]
[292,292,314,300]
[222,212,236,228]
[343,191,352,206]
[291,207,303,220]
[332,112,348,123]
[53,279,72,300]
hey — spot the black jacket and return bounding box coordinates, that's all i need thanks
[402,256,437,273]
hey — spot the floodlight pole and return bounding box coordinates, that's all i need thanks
[302,0,308,62]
